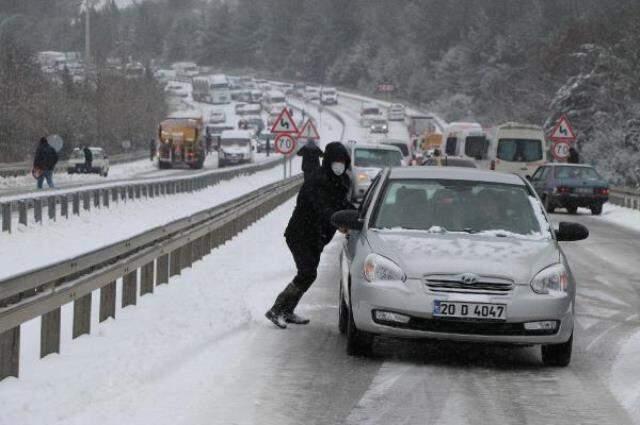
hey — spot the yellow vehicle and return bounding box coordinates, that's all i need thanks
[157,113,205,169]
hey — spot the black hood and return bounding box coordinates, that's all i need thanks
[322,142,351,171]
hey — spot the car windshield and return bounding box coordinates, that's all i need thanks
[497,139,543,162]
[372,120,387,125]
[554,166,602,180]
[373,179,548,238]
[221,138,250,147]
[464,136,488,159]
[362,108,380,115]
[354,148,402,167]
[383,143,409,156]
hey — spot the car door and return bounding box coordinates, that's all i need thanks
[529,166,548,197]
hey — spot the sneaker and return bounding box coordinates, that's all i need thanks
[285,313,310,325]
[265,309,287,329]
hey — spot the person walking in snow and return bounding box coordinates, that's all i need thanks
[567,147,580,164]
[33,137,58,189]
[297,139,323,180]
[149,139,156,161]
[83,145,93,173]
[266,142,354,328]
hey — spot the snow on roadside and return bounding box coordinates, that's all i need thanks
[611,330,640,425]
[0,158,299,282]
[0,198,302,425]
[597,203,640,233]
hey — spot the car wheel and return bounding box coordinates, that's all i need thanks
[567,206,578,215]
[591,204,603,215]
[102,169,108,177]
[541,333,572,367]
[543,195,555,213]
[338,281,348,335]
[346,296,373,356]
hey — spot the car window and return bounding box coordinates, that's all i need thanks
[354,149,402,167]
[553,166,602,180]
[531,167,545,181]
[445,137,457,156]
[359,174,381,217]
[372,179,548,238]
[497,139,543,162]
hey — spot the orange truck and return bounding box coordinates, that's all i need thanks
[157,113,205,169]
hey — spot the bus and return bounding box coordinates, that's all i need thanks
[442,122,490,167]
[209,74,231,104]
[486,122,547,177]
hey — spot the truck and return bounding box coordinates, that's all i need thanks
[157,113,205,169]
[192,77,211,102]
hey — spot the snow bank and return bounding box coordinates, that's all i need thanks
[598,203,640,234]
[611,330,640,424]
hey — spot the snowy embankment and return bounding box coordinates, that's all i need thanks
[0,198,310,425]
[597,203,640,234]
[611,330,640,425]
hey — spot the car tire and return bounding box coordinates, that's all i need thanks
[338,282,348,335]
[102,170,108,177]
[591,204,603,215]
[346,295,373,357]
[567,206,578,215]
[543,195,555,213]
[541,333,572,367]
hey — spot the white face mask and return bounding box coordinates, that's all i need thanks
[331,162,346,176]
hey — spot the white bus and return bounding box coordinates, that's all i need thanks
[486,122,547,177]
[209,74,231,104]
[442,122,490,166]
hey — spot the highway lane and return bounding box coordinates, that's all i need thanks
[191,209,639,425]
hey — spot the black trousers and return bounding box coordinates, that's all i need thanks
[271,238,322,314]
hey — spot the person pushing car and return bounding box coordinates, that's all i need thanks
[266,142,354,328]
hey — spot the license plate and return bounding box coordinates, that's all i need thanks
[433,300,506,320]
[575,188,592,194]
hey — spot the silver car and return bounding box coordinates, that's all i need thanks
[332,167,589,366]
[348,142,403,202]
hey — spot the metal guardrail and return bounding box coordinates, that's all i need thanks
[609,187,640,210]
[0,175,303,379]
[0,158,284,233]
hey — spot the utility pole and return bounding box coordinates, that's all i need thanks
[84,0,94,70]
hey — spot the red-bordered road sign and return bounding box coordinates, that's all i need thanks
[551,140,571,160]
[550,115,577,143]
[297,119,320,140]
[271,107,299,134]
[274,133,297,155]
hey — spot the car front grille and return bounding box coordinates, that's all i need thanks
[424,273,514,295]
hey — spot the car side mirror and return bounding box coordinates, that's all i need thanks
[331,210,363,231]
[525,175,532,181]
[555,222,589,242]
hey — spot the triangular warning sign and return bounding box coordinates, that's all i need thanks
[297,119,320,140]
[270,108,299,134]
[550,115,577,142]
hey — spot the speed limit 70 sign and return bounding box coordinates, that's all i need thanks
[274,134,297,155]
[552,141,571,160]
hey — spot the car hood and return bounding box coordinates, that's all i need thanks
[366,229,559,284]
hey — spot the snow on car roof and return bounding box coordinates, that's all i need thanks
[389,167,525,185]
[221,129,253,139]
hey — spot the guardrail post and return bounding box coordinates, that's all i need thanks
[18,201,27,226]
[40,308,61,357]
[82,191,90,211]
[120,187,126,202]
[140,262,154,296]
[99,281,116,322]
[155,184,160,197]
[102,189,110,208]
[2,203,11,233]
[170,248,181,277]
[192,237,201,262]
[128,186,134,200]
[181,241,193,269]
[34,198,43,224]
[93,190,100,209]
[61,195,69,218]
[72,193,80,215]
[112,187,118,203]
[148,184,154,199]
[135,185,141,199]
[47,196,56,221]
[122,270,137,307]
[156,254,169,285]
[73,294,92,338]
[0,327,20,379]
[141,185,147,199]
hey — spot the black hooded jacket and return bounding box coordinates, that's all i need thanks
[297,141,323,174]
[33,138,58,171]
[285,142,354,246]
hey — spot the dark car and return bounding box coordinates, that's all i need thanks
[529,164,609,215]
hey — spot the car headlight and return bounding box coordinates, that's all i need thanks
[357,172,370,183]
[363,254,406,282]
[530,263,569,295]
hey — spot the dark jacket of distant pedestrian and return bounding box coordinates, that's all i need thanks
[83,146,93,171]
[567,147,580,164]
[150,139,156,160]
[33,137,58,189]
[266,142,354,328]
[297,139,323,179]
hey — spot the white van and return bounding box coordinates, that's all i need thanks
[442,122,490,167]
[487,122,547,176]
[360,103,382,127]
[218,129,255,167]
[209,74,231,104]
[320,87,338,105]
[263,90,287,114]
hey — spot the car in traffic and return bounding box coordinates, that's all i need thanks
[331,167,589,366]
[347,142,403,202]
[320,87,338,105]
[267,110,280,127]
[257,130,275,153]
[369,118,389,134]
[67,147,110,177]
[381,139,412,166]
[360,103,382,127]
[236,103,262,116]
[422,156,477,168]
[304,86,321,102]
[529,163,609,215]
[218,129,255,167]
[164,83,189,98]
[208,110,226,124]
[245,116,265,134]
[387,103,405,121]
